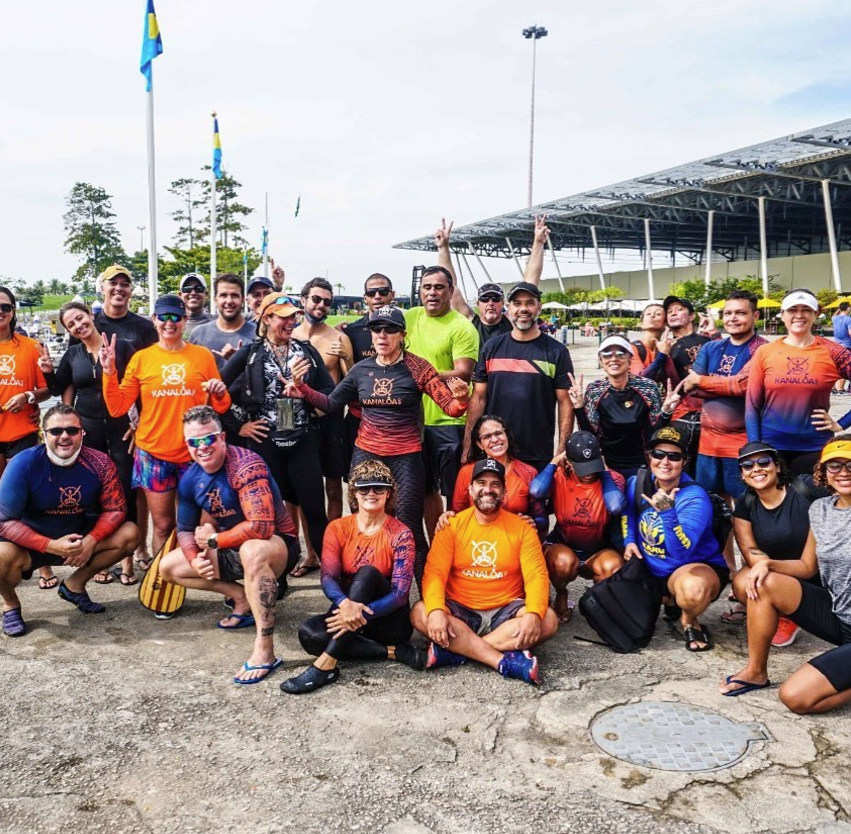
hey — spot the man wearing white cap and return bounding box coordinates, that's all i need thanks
[179,273,214,336]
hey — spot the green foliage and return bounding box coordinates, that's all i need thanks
[63,183,127,283]
[541,285,624,305]
[817,288,839,307]
[198,166,254,249]
[158,246,263,295]
[667,274,784,310]
[169,178,206,249]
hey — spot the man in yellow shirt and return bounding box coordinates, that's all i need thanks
[411,458,558,684]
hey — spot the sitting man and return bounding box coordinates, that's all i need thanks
[530,431,627,623]
[411,458,559,685]
[160,406,300,685]
[0,404,139,637]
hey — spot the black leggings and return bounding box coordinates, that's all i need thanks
[298,565,413,661]
[777,449,821,478]
[82,414,136,524]
[252,429,327,556]
[351,447,427,582]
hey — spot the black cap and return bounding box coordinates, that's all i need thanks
[368,305,406,329]
[663,295,695,314]
[477,283,504,300]
[153,294,186,317]
[247,276,274,293]
[566,431,605,476]
[471,458,506,482]
[737,440,778,461]
[648,426,687,453]
[507,281,542,301]
[351,473,393,489]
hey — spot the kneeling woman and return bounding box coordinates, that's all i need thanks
[623,426,729,652]
[281,461,422,694]
[720,438,851,712]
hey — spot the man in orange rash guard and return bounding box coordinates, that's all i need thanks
[410,458,558,685]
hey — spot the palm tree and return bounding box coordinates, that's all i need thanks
[335,282,345,297]
[47,278,64,295]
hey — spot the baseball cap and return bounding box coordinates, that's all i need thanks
[368,305,406,329]
[153,295,186,317]
[598,335,634,355]
[180,273,206,291]
[781,289,819,312]
[247,276,274,293]
[820,438,851,465]
[663,295,695,314]
[258,293,300,318]
[737,440,778,462]
[506,281,542,301]
[477,283,505,301]
[647,426,687,453]
[351,472,393,489]
[99,265,132,284]
[471,458,506,482]
[566,431,605,476]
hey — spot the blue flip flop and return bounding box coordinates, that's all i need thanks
[217,611,255,630]
[233,657,283,685]
[722,675,771,697]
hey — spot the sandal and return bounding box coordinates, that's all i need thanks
[118,572,139,586]
[135,556,154,572]
[720,604,747,624]
[684,624,712,652]
[289,561,320,578]
[280,665,340,694]
[93,570,114,584]
[57,581,105,614]
[38,574,59,590]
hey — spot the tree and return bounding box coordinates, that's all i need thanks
[47,278,65,295]
[159,245,262,295]
[63,183,127,283]
[198,166,254,248]
[169,178,205,248]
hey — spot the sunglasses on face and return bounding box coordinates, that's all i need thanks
[365,287,392,298]
[45,426,82,437]
[740,455,775,472]
[479,294,503,303]
[309,295,332,306]
[268,295,297,306]
[371,324,402,334]
[186,433,220,449]
[354,485,390,495]
[825,460,851,474]
[599,349,629,359]
[0,303,13,314]
[157,313,184,323]
[182,286,205,295]
[650,449,685,462]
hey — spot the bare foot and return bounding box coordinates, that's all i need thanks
[553,590,575,623]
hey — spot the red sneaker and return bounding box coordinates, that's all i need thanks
[771,616,800,648]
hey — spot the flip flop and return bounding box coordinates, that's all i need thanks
[289,562,320,578]
[684,624,712,652]
[118,572,139,586]
[38,574,59,590]
[233,657,283,685]
[217,611,255,630]
[722,675,771,697]
[2,608,26,637]
[93,570,114,585]
[135,557,154,572]
[720,604,747,624]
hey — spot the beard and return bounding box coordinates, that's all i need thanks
[472,491,503,514]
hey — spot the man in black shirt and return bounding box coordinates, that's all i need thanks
[82,265,158,351]
[465,281,575,471]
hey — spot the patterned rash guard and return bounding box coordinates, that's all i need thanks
[320,514,415,620]
[176,446,296,561]
[296,352,467,456]
[0,445,126,551]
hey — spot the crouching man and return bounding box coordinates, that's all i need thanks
[0,404,139,637]
[160,406,299,685]
[410,458,559,685]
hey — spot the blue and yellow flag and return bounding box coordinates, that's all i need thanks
[140,0,163,92]
[213,117,223,180]
[261,228,268,255]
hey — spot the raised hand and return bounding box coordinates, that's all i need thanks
[325,335,345,358]
[446,375,470,404]
[656,329,676,355]
[99,332,117,376]
[287,357,311,386]
[201,378,226,398]
[36,342,54,374]
[662,378,685,413]
[533,215,550,246]
[642,487,680,512]
[567,372,585,409]
[434,217,454,249]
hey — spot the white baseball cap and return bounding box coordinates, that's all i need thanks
[598,335,634,355]
[781,290,818,312]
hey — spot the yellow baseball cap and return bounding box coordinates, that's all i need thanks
[820,439,851,464]
[99,264,133,284]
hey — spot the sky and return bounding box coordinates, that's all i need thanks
[2,0,851,296]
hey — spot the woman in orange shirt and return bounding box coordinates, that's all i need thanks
[101,295,230,561]
[629,302,665,375]
[281,460,421,694]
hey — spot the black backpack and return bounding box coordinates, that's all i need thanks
[578,556,658,653]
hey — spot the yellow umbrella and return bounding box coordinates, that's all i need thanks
[707,299,725,310]
[825,296,851,309]
[756,298,781,309]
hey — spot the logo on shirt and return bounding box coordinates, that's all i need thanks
[639,510,666,558]
[786,357,808,376]
[718,353,736,375]
[162,363,186,386]
[206,487,237,518]
[573,497,592,522]
[461,540,507,580]
[372,377,394,398]
[0,356,15,375]
[685,345,701,366]
[59,485,82,509]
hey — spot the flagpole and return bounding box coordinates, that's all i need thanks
[146,80,158,311]
[210,112,218,314]
[262,191,269,278]
[243,247,249,314]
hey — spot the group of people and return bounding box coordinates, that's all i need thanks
[1,216,850,716]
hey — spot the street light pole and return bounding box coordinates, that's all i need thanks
[522,24,548,208]
[137,225,146,253]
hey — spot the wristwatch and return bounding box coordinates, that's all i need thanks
[206,534,218,550]
[24,391,35,405]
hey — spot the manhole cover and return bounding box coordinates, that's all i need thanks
[590,701,771,772]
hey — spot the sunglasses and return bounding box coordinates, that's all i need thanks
[365,287,392,298]
[0,303,13,314]
[157,313,184,323]
[354,485,390,495]
[45,426,82,437]
[186,432,220,449]
[182,286,205,294]
[825,460,851,474]
[479,294,503,303]
[740,455,775,472]
[371,324,402,334]
[268,295,297,306]
[599,349,629,359]
[650,449,685,462]
[309,295,332,306]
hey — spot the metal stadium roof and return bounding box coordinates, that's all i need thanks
[394,118,851,267]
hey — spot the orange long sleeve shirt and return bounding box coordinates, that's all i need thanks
[422,507,549,618]
[0,336,47,443]
[102,343,231,463]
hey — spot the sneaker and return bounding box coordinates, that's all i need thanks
[425,642,467,669]
[771,616,800,647]
[394,641,426,671]
[498,650,540,685]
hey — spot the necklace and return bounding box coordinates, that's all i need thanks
[265,340,291,377]
[376,350,403,368]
